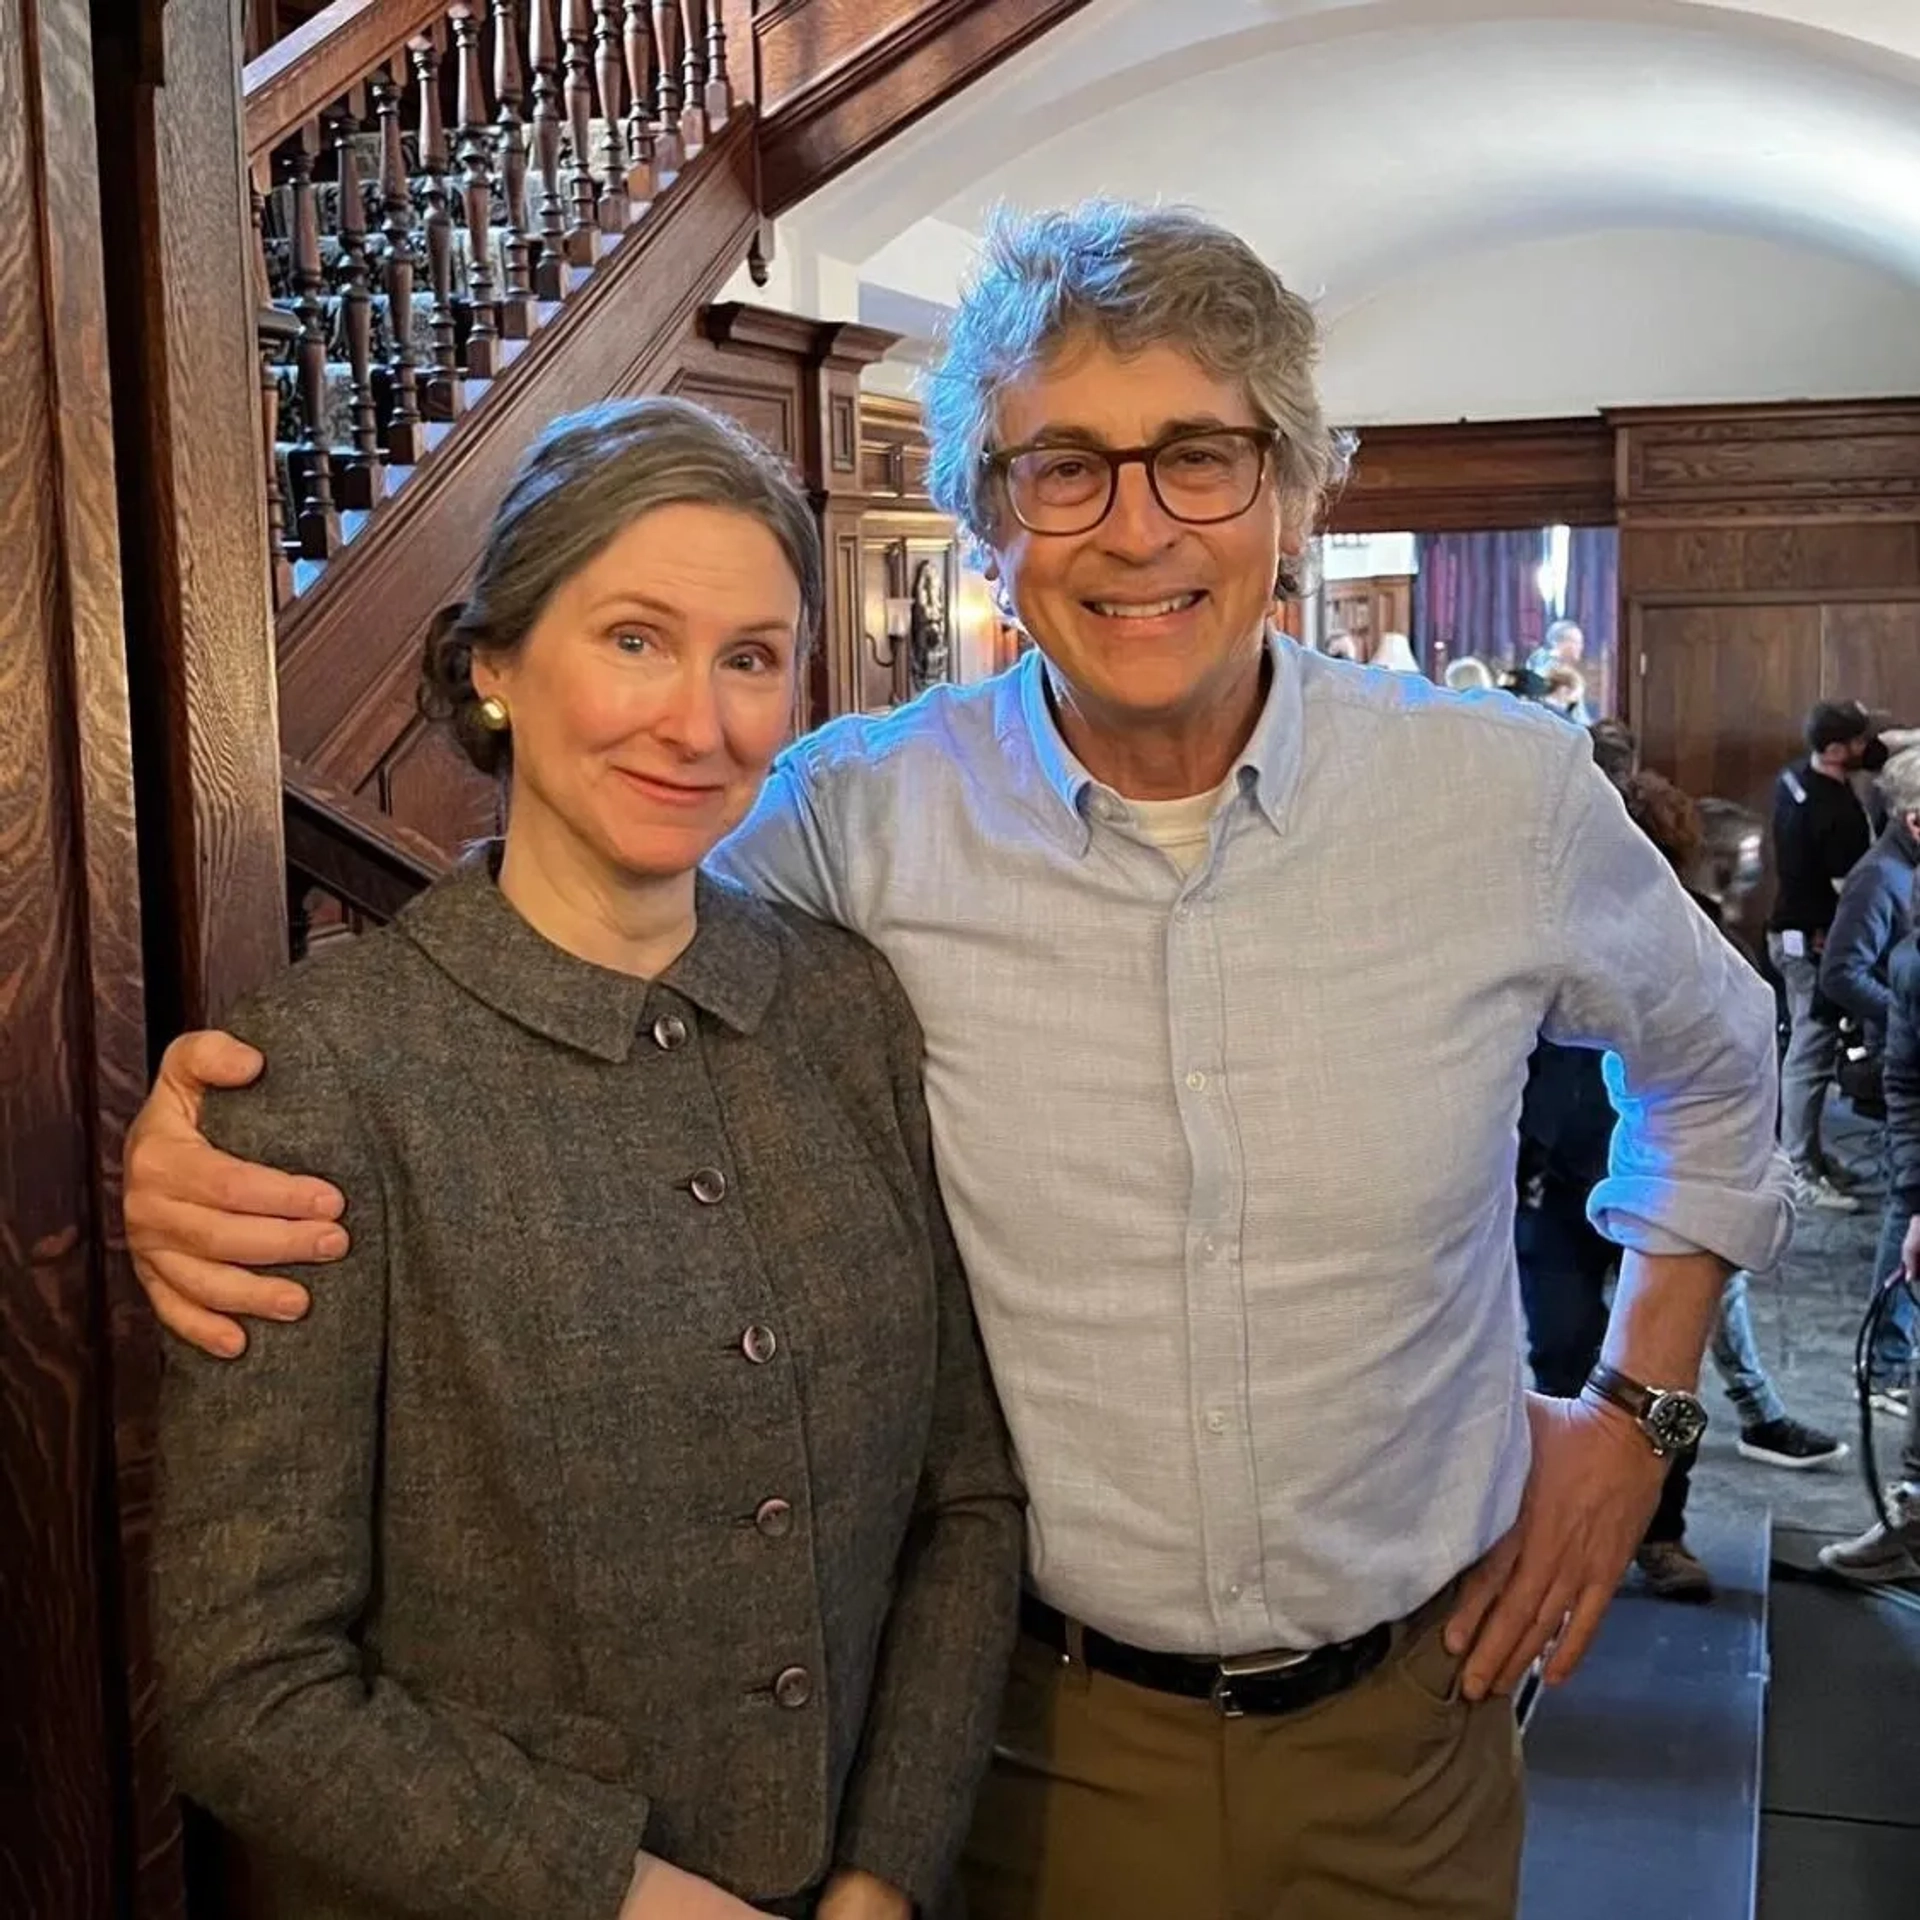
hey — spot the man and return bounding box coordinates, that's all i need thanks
[1820,746,1920,1402]
[1769,699,1878,1211]
[1821,921,1920,1580]
[1528,621,1592,724]
[123,203,1790,1919]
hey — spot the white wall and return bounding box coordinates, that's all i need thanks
[1321,227,1920,424]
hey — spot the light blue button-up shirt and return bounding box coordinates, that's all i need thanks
[711,639,1792,1653]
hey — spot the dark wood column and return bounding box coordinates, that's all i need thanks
[701,303,898,724]
[0,0,180,1914]
[97,0,289,1043]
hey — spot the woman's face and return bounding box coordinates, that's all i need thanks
[473,502,802,886]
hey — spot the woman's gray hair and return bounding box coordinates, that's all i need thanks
[420,395,822,775]
[1880,745,1920,817]
[924,201,1351,567]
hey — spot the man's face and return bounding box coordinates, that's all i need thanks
[981,337,1289,729]
[1555,624,1585,665]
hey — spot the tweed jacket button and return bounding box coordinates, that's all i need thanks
[652,1012,689,1050]
[741,1325,779,1365]
[689,1167,728,1205]
[754,1497,794,1538]
[773,1666,813,1710]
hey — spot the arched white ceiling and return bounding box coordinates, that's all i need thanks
[787,0,1920,319]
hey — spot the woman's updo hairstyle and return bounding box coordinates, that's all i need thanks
[419,395,824,776]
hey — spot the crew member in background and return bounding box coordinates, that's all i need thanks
[1768,700,1877,1212]
[1820,746,1920,1404]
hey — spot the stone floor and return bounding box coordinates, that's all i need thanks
[1684,1100,1906,1551]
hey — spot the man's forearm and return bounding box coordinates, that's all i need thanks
[1599,1249,1731,1390]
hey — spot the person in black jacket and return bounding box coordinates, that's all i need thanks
[1820,747,1920,1396]
[1769,700,1876,1209]
[1819,922,1920,1582]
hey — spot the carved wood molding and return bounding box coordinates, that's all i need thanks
[756,0,1098,214]
[276,109,757,788]
[1325,416,1616,535]
[1609,400,1920,526]
[702,300,896,366]
[244,0,447,159]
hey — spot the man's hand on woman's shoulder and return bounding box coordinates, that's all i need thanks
[124,1029,350,1357]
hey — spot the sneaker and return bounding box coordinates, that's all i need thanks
[1869,1385,1912,1418]
[1818,1487,1920,1584]
[1738,1417,1850,1470]
[1792,1170,1862,1213]
[1635,1540,1715,1602]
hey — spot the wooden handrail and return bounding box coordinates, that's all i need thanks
[283,753,451,923]
[245,0,447,161]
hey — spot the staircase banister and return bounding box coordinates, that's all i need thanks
[283,753,452,924]
[246,0,449,161]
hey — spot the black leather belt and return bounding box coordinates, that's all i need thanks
[1019,1592,1392,1719]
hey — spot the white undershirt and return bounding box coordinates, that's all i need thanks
[1126,780,1233,875]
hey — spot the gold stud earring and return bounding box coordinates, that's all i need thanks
[477,695,510,732]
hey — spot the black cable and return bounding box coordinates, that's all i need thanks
[1854,1264,1920,1531]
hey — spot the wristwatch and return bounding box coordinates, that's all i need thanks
[1582,1362,1709,1457]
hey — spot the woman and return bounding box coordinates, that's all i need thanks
[153,397,1024,1920]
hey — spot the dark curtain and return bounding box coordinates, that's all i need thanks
[1563,525,1621,718]
[1411,530,1550,676]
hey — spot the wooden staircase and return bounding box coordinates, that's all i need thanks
[249,0,1095,952]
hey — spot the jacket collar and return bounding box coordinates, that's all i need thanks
[397,849,780,1062]
[1000,633,1305,854]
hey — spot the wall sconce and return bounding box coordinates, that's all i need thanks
[866,594,911,670]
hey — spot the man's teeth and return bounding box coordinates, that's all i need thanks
[1088,593,1203,619]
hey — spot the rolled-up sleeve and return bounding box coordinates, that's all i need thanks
[1534,750,1793,1272]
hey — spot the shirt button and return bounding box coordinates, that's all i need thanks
[741,1325,779,1365]
[1186,1070,1207,1091]
[1206,1411,1227,1434]
[772,1665,813,1710]
[689,1167,728,1205]
[652,1012,689,1050]
[1226,1585,1243,1601]
[1201,1235,1219,1258]
[1173,903,1192,922]
[754,1497,794,1538]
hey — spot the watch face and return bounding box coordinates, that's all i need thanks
[1647,1391,1709,1453]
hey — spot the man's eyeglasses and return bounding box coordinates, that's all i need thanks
[983,427,1280,537]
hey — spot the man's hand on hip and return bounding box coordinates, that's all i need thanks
[123,1029,349,1357]
[1443,1392,1668,1701]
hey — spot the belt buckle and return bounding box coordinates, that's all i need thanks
[1210,1646,1314,1719]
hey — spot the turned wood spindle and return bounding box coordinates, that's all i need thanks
[332,111,386,508]
[285,126,341,558]
[561,0,600,266]
[527,0,569,298]
[622,1,656,204]
[592,3,631,231]
[411,33,464,416]
[678,0,706,153]
[374,63,425,462]
[491,0,538,336]
[452,4,500,378]
[251,176,297,606]
[703,0,730,130]
[651,0,683,179]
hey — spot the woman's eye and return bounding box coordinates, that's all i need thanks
[611,630,654,655]
[726,647,774,674]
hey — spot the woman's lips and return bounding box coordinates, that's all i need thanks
[614,767,724,808]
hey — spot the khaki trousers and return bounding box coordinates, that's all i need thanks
[957,1592,1524,1920]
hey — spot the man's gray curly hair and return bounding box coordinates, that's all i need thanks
[923,201,1350,571]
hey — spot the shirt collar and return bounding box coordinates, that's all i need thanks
[1002,632,1306,853]
[397,849,780,1062]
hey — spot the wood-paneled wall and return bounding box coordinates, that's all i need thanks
[1616,403,1920,819]
[1,0,180,1913]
